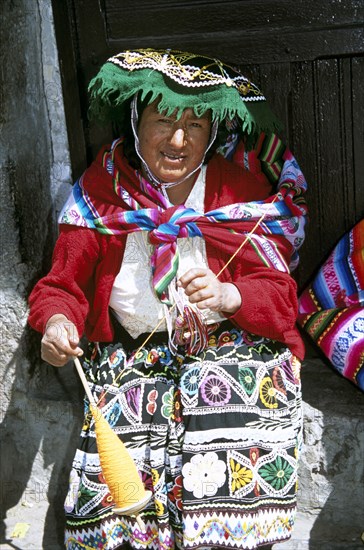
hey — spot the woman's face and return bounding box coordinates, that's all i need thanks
[138,101,212,184]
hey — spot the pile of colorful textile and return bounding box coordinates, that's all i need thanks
[298,219,364,390]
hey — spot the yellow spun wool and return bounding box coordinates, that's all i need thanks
[91,406,146,508]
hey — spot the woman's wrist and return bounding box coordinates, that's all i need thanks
[222,283,242,314]
[45,313,69,328]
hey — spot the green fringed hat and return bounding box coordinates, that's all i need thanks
[88,48,281,138]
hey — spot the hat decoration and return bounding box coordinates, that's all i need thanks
[88,48,281,139]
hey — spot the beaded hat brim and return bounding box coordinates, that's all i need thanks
[88,48,281,138]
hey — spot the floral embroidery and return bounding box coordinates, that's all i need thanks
[201,375,231,406]
[126,386,141,416]
[173,389,183,422]
[134,349,148,362]
[64,469,80,513]
[180,366,200,396]
[241,331,255,345]
[109,350,124,368]
[156,346,172,365]
[259,377,278,409]
[98,472,106,484]
[229,458,253,493]
[238,367,256,395]
[182,452,226,498]
[151,468,160,486]
[82,409,92,432]
[161,387,174,419]
[76,483,98,511]
[272,366,286,395]
[146,349,159,365]
[249,448,259,466]
[248,448,261,496]
[290,355,301,383]
[258,456,294,490]
[169,474,183,510]
[217,331,234,347]
[154,499,164,516]
[140,471,153,493]
[67,321,302,546]
[229,328,242,345]
[208,334,217,347]
[105,402,122,427]
[241,331,264,346]
[101,492,114,507]
[147,389,158,415]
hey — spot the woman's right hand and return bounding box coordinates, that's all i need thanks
[41,314,83,367]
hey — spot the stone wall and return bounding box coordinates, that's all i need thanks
[0,1,78,548]
[276,352,364,550]
[0,1,363,548]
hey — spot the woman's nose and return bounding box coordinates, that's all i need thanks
[169,127,186,147]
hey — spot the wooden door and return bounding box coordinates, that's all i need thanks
[52,0,364,287]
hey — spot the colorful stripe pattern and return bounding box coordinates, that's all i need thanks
[60,135,307,304]
[298,219,364,390]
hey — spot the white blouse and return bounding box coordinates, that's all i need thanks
[109,166,225,337]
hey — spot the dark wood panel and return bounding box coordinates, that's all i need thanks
[256,63,292,142]
[102,28,364,66]
[51,0,88,176]
[54,0,364,286]
[74,0,364,89]
[73,0,109,96]
[340,57,356,229]
[100,0,364,64]
[352,56,364,221]
[315,59,351,255]
[71,0,112,163]
[289,62,320,288]
[104,0,363,39]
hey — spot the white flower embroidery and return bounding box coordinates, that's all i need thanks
[182,452,226,498]
[64,469,80,513]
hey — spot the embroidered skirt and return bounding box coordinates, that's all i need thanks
[64,321,302,550]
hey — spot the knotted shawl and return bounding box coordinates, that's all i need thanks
[59,135,308,304]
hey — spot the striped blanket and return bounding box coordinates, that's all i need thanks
[298,219,364,390]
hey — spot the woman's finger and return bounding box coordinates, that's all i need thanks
[178,267,211,289]
[41,318,83,366]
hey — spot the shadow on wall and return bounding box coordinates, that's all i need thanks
[0,0,80,546]
[0,325,84,549]
[299,345,364,550]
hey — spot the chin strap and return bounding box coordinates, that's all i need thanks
[130,93,219,192]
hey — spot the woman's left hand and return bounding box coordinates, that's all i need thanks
[178,267,241,314]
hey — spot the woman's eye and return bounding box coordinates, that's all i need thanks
[159,118,173,124]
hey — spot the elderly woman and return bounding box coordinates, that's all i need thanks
[28,49,307,550]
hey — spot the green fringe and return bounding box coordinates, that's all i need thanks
[88,63,281,138]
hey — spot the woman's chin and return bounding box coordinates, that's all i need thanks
[157,169,187,184]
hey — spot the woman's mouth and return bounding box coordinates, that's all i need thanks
[162,152,186,163]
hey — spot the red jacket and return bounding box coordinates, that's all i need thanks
[28,154,305,359]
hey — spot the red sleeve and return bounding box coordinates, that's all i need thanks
[207,240,300,343]
[230,269,305,359]
[206,238,305,358]
[204,158,304,357]
[229,268,299,341]
[28,225,102,336]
